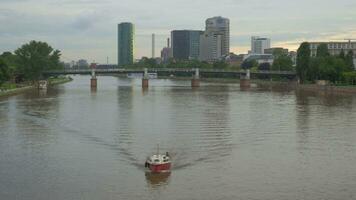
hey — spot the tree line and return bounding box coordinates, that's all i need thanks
[296,42,355,85]
[0,41,63,86]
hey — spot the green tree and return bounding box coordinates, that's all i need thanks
[0,59,10,85]
[272,54,294,71]
[296,42,311,83]
[345,50,355,71]
[316,43,329,57]
[339,49,345,60]
[241,59,258,70]
[213,60,228,69]
[15,41,62,80]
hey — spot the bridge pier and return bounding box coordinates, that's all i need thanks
[191,68,200,87]
[142,68,149,88]
[91,68,97,89]
[240,69,251,88]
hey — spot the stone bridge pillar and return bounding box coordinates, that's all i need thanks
[91,68,97,89]
[240,69,251,88]
[142,68,149,88]
[191,68,200,87]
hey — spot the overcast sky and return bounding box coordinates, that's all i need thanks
[1,0,356,63]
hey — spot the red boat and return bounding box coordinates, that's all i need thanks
[145,152,171,173]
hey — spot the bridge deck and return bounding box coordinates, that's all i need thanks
[45,68,296,76]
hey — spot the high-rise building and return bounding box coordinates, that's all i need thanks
[171,30,203,60]
[205,16,230,56]
[117,22,134,66]
[199,32,222,62]
[251,36,271,54]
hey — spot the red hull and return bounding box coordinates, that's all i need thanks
[149,163,171,173]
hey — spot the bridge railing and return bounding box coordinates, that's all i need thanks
[45,68,296,75]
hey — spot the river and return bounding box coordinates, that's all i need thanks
[1,75,356,200]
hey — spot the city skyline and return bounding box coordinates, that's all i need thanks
[1,0,356,63]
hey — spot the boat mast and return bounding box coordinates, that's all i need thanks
[157,144,159,155]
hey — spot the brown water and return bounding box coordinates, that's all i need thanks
[1,75,356,200]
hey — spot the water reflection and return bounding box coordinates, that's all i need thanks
[145,172,171,188]
[2,76,356,200]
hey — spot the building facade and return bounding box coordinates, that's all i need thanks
[251,36,271,54]
[309,41,356,57]
[171,30,203,60]
[118,22,134,66]
[161,38,172,63]
[205,16,230,57]
[199,32,222,62]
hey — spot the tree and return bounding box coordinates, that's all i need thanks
[213,60,228,69]
[0,59,10,85]
[258,62,270,71]
[15,41,62,80]
[241,59,258,70]
[345,50,355,71]
[296,42,311,83]
[316,43,329,57]
[339,49,345,60]
[272,54,293,71]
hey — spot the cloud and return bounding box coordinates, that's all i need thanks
[0,0,356,63]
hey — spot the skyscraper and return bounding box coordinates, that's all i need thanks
[199,32,222,62]
[171,30,203,60]
[205,16,230,56]
[118,22,134,66]
[251,36,271,54]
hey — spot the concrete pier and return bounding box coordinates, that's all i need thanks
[240,69,251,88]
[91,68,97,89]
[142,68,149,88]
[191,68,200,88]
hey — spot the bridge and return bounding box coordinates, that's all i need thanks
[45,68,297,79]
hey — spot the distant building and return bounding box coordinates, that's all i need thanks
[264,47,288,55]
[118,22,134,66]
[161,38,173,63]
[224,53,244,67]
[309,41,356,57]
[251,36,271,54]
[288,51,297,66]
[243,54,274,65]
[199,32,222,62]
[77,59,89,69]
[171,30,203,60]
[309,41,356,68]
[205,16,230,56]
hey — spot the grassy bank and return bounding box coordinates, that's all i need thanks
[0,76,72,98]
[48,76,73,85]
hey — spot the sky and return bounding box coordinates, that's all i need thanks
[1,0,356,64]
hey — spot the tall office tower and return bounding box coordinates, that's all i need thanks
[251,36,271,54]
[152,34,155,58]
[171,30,203,60]
[199,32,222,62]
[205,16,230,56]
[118,22,134,66]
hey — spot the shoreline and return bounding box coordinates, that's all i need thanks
[252,79,356,94]
[0,77,72,98]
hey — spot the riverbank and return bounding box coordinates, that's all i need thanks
[0,76,72,98]
[252,79,356,94]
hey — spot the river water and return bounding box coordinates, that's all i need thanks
[1,75,356,200]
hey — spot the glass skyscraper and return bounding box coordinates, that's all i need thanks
[171,30,203,60]
[118,23,134,66]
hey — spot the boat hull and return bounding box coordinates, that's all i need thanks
[148,162,171,173]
